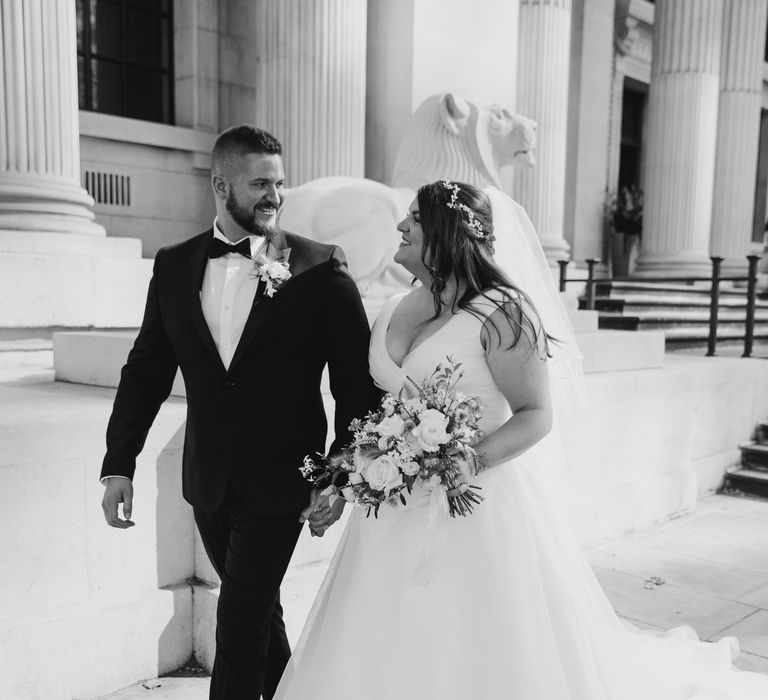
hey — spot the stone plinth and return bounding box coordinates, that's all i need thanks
[52,321,664,393]
[0,376,191,700]
[0,247,152,329]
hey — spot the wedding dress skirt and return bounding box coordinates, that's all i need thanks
[275,295,768,699]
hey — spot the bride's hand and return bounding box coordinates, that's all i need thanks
[448,448,475,484]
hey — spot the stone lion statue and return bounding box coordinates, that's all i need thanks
[280,92,537,315]
[392,92,536,189]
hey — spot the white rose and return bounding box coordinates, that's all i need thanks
[412,409,451,453]
[401,460,421,477]
[266,260,290,280]
[377,414,405,438]
[363,454,404,494]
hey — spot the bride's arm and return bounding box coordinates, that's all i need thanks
[471,306,553,471]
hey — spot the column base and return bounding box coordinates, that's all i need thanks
[540,233,571,266]
[633,252,714,278]
[0,175,105,236]
[713,255,762,280]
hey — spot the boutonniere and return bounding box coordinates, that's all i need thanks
[253,249,291,297]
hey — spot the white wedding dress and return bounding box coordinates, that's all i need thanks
[275,291,768,699]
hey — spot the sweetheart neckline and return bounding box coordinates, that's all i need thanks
[382,294,467,370]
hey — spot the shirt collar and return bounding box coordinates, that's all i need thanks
[212,217,265,258]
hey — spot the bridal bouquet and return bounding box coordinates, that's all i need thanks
[300,357,485,518]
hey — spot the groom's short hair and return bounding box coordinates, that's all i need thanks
[212,125,283,174]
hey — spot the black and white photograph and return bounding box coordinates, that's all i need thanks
[2,0,768,698]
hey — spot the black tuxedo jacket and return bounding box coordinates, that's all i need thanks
[101,228,379,515]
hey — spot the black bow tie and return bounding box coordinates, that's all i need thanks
[207,237,252,259]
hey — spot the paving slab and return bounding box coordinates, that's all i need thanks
[95,677,208,699]
[712,609,768,658]
[591,566,758,638]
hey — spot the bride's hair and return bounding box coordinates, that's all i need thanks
[416,180,556,355]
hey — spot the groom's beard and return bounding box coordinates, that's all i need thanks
[226,189,282,239]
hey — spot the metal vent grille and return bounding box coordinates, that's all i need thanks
[83,171,132,206]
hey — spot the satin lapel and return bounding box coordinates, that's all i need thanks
[189,231,226,369]
[228,230,291,372]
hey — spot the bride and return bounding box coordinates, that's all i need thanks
[276,181,768,699]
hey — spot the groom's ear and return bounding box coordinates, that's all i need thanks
[211,174,229,199]
[439,93,471,135]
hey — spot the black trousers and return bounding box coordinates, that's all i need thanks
[194,485,305,700]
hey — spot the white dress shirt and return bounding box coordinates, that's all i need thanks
[102,219,265,484]
[201,219,266,370]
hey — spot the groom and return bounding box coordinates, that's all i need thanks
[100,125,378,699]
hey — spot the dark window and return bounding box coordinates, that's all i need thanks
[618,86,646,192]
[76,0,174,124]
[765,12,768,63]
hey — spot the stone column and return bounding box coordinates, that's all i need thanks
[252,0,367,186]
[709,0,767,274]
[635,0,724,276]
[512,0,573,265]
[564,0,616,264]
[0,0,104,236]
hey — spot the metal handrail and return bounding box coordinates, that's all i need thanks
[558,255,763,358]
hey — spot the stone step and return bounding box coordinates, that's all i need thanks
[723,467,768,500]
[0,338,54,369]
[0,230,143,258]
[594,281,761,299]
[597,309,768,324]
[741,442,768,471]
[592,295,768,311]
[598,315,768,341]
[54,331,186,397]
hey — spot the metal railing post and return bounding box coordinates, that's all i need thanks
[557,260,569,292]
[585,258,599,310]
[743,254,760,358]
[706,257,723,357]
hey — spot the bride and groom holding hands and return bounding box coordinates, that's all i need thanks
[101,125,768,699]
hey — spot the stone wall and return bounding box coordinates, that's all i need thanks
[79,112,217,258]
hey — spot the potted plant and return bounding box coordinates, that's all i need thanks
[605,185,643,277]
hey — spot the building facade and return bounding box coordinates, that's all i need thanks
[1,0,767,330]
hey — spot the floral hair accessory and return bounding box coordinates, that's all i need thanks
[442,181,486,239]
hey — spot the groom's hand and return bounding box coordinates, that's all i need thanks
[102,477,135,529]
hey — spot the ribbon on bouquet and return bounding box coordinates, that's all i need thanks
[412,477,451,585]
